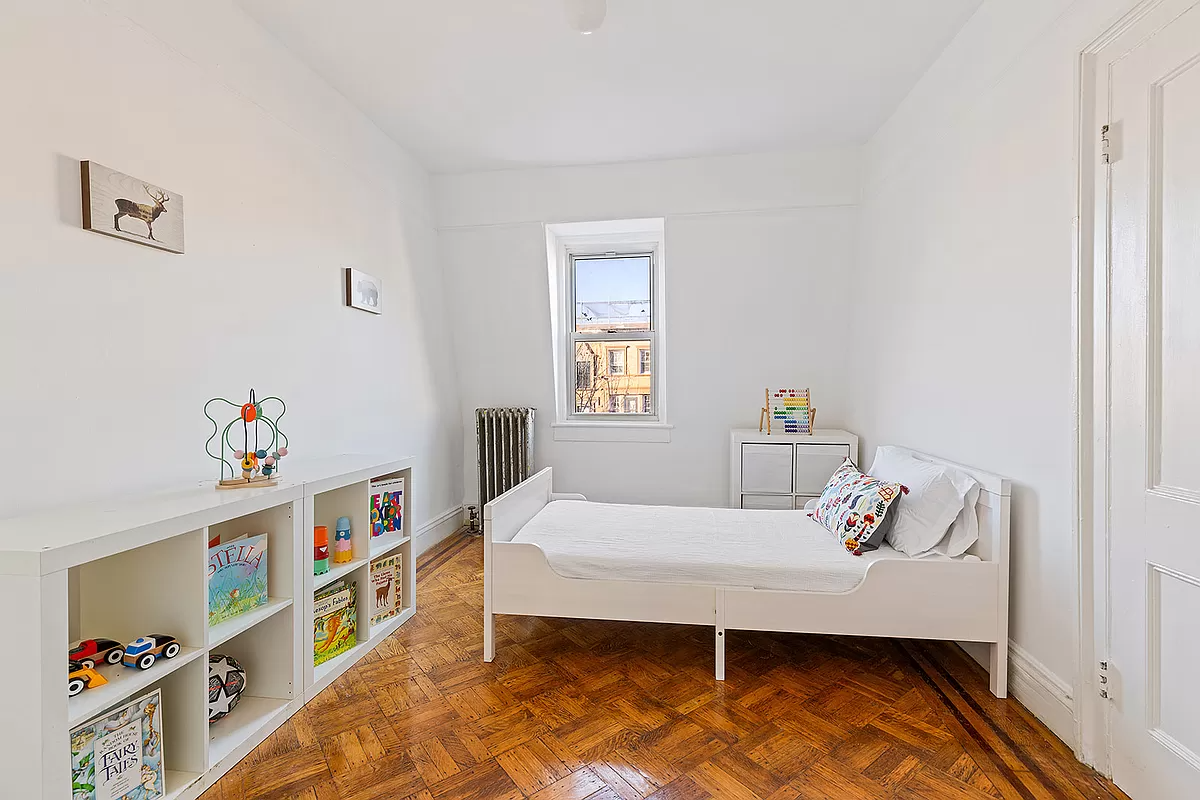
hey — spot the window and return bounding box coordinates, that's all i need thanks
[575,359,592,390]
[607,348,626,376]
[547,218,669,442]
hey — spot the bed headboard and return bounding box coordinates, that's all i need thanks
[886,447,1011,566]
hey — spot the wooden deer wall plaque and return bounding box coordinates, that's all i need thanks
[81,161,185,254]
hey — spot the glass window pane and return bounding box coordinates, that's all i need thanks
[575,256,651,332]
[574,340,653,415]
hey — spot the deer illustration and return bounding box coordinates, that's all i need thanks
[375,574,393,610]
[114,184,169,241]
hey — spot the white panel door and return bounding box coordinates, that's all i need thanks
[1105,3,1200,796]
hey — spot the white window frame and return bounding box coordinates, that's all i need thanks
[546,218,670,443]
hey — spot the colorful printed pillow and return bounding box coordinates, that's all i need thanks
[812,459,905,555]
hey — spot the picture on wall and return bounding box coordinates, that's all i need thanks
[345,267,382,314]
[81,161,184,254]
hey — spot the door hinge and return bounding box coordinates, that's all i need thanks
[1101,125,1112,164]
[1098,660,1110,700]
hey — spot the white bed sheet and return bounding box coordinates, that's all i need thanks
[511,500,909,593]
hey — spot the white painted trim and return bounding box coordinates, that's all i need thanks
[1010,642,1076,747]
[551,422,673,443]
[414,505,465,556]
[1075,0,1169,776]
[958,640,1076,748]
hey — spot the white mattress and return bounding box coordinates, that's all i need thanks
[511,500,909,593]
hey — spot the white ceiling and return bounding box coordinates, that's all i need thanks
[238,0,982,174]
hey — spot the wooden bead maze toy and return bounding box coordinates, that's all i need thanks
[204,388,290,490]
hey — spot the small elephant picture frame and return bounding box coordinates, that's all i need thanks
[345,267,382,314]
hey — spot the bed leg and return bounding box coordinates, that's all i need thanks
[715,627,725,681]
[714,589,725,681]
[989,640,1008,699]
[484,611,495,663]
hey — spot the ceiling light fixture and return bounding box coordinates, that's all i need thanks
[566,0,607,35]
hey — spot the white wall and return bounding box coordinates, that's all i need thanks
[852,0,1143,741]
[0,0,463,528]
[435,149,860,506]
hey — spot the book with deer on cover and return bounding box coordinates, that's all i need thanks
[81,162,184,254]
[70,688,165,800]
[369,554,403,626]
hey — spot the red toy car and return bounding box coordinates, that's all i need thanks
[69,638,126,670]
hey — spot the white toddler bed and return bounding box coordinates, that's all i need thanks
[483,449,1011,697]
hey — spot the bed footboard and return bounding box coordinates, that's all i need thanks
[484,468,562,661]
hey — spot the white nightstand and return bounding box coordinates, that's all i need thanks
[729,428,859,509]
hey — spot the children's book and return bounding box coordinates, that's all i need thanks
[314,580,357,666]
[369,554,403,626]
[369,477,404,537]
[208,532,268,626]
[70,688,165,800]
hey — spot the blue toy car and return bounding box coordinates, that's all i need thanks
[122,634,180,670]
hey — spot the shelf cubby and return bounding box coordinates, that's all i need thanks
[68,646,206,729]
[71,529,207,654]
[156,654,209,781]
[208,606,299,771]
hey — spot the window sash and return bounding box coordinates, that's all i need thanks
[571,252,654,334]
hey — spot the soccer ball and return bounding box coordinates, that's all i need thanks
[208,654,247,722]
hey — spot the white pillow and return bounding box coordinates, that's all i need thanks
[913,456,980,557]
[867,446,970,557]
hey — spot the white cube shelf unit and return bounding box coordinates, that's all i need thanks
[0,454,416,800]
[730,428,859,509]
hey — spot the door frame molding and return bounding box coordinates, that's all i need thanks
[1073,0,1174,775]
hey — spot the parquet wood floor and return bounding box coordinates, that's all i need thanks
[202,533,1129,800]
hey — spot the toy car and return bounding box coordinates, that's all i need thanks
[69,637,125,670]
[122,634,181,670]
[68,660,109,697]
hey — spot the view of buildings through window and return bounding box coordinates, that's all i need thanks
[572,254,654,415]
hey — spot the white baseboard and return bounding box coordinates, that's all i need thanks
[414,505,465,556]
[957,640,1076,748]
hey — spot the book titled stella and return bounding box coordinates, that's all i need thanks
[208,532,268,627]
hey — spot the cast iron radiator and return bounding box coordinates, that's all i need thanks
[475,407,536,507]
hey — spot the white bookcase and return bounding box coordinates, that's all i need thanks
[0,455,415,800]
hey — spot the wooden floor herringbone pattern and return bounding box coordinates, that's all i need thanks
[202,533,1128,800]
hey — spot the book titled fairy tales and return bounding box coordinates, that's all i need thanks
[313,580,357,666]
[70,688,164,800]
[208,532,268,626]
